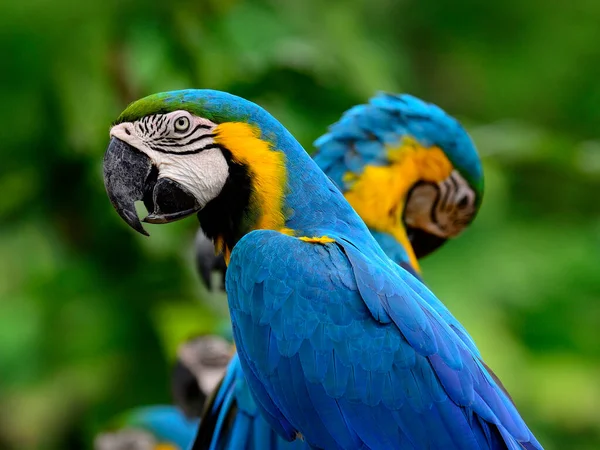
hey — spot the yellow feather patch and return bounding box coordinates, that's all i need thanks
[213,122,288,263]
[214,236,224,255]
[298,236,336,244]
[223,247,231,266]
[154,444,178,450]
[387,137,454,183]
[343,138,454,273]
[279,227,295,236]
[214,122,287,231]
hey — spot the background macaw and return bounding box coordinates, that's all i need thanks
[195,231,229,293]
[192,93,485,450]
[171,335,234,420]
[95,335,231,450]
[94,405,198,450]
[102,89,541,449]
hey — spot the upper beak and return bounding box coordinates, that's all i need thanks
[103,137,153,235]
[103,137,202,235]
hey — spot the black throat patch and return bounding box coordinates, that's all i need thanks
[197,148,253,252]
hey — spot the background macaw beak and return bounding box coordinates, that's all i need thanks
[103,137,202,235]
[195,230,228,292]
[407,226,448,259]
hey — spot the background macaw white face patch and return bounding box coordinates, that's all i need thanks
[110,112,229,209]
[94,429,156,450]
[405,170,477,238]
[177,335,232,396]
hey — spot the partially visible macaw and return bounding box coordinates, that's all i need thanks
[191,93,485,449]
[95,335,231,450]
[94,405,198,450]
[103,89,542,449]
[171,334,234,419]
[312,93,483,275]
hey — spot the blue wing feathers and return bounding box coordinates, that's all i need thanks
[293,357,362,449]
[213,358,237,411]
[233,345,297,443]
[340,240,440,356]
[227,413,250,450]
[194,353,308,450]
[226,229,541,449]
[208,390,236,450]
[325,349,350,398]
[402,272,480,358]
[298,340,328,384]
[339,398,399,449]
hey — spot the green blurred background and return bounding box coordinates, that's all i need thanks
[2,0,600,448]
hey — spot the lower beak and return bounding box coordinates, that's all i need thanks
[406,226,447,259]
[103,137,201,235]
[142,177,202,225]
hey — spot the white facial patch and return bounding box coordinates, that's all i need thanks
[110,111,229,209]
[152,148,229,209]
[405,170,477,238]
[94,429,156,450]
[177,336,232,396]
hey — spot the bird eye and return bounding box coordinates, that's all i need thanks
[174,116,190,132]
[457,195,469,208]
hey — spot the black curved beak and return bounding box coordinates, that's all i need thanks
[407,226,448,259]
[103,137,153,235]
[103,137,201,235]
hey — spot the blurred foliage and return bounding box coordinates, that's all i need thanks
[1,0,600,448]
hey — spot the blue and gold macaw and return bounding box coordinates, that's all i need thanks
[191,93,487,450]
[171,334,234,419]
[313,93,483,276]
[94,405,198,450]
[94,335,231,450]
[103,89,542,449]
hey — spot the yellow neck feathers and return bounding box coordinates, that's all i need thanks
[154,444,178,450]
[214,122,288,263]
[343,138,454,272]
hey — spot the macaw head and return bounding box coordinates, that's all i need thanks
[104,90,238,237]
[94,405,199,450]
[171,334,233,418]
[313,93,484,272]
[104,89,323,262]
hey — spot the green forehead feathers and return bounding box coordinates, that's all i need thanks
[114,90,250,125]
